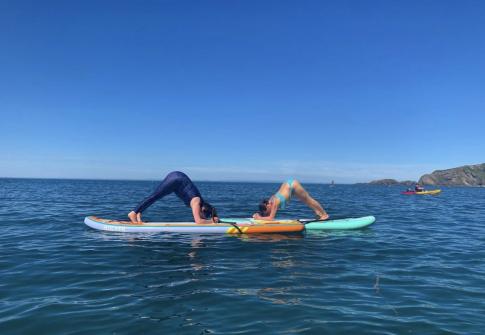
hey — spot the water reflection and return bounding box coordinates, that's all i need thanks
[235,287,301,306]
[305,229,375,238]
[257,287,301,306]
[233,233,304,243]
[188,238,205,272]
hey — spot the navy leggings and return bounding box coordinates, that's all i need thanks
[133,171,202,213]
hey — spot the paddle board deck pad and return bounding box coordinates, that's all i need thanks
[303,215,375,230]
[84,216,304,234]
[222,215,376,230]
[401,189,441,195]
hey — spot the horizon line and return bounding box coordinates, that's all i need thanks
[0,176,358,184]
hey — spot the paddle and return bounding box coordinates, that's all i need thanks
[298,218,329,224]
[297,215,348,224]
[220,217,334,227]
[217,220,244,234]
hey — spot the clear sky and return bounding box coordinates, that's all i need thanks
[1,0,484,183]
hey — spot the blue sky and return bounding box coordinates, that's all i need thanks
[1,0,484,182]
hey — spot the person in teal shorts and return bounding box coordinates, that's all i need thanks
[253,179,329,221]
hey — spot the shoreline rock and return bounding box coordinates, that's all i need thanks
[419,163,485,186]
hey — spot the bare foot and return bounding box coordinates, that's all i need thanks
[318,212,330,221]
[137,212,142,223]
[128,211,138,223]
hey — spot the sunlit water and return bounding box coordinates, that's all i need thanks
[1,179,484,334]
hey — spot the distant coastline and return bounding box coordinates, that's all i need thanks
[365,163,485,187]
[365,179,416,186]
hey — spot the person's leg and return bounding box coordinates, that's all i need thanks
[292,180,329,220]
[128,172,179,222]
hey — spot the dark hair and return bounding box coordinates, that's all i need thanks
[258,198,270,216]
[201,201,217,219]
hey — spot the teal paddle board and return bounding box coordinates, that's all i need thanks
[303,216,375,230]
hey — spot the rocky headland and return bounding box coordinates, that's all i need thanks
[419,163,485,186]
[368,179,416,186]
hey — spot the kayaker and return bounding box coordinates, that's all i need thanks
[128,171,219,224]
[253,179,329,221]
[415,184,425,192]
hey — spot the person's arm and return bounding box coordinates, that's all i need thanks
[252,201,278,220]
[191,197,218,224]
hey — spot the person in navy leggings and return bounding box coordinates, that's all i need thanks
[128,171,219,224]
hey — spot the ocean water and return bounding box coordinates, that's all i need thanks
[0,178,484,334]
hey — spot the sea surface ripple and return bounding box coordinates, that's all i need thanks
[1,179,484,334]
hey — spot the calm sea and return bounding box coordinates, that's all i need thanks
[1,178,484,334]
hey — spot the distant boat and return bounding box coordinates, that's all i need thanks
[330,180,335,187]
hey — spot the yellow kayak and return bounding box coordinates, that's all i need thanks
[416,189,441,195]
[402,189,442,195]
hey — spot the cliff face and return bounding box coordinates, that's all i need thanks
[419,163,485,186]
